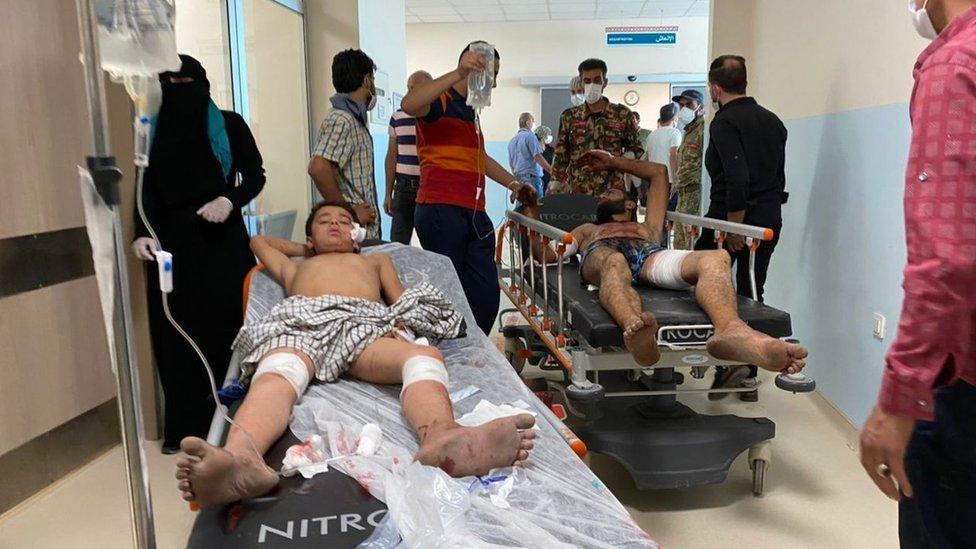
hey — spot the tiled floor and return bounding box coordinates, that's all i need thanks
[0,368,899,549]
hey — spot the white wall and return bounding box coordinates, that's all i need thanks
[407,17,709,141]
[710,0,928,426]
[359,0,408,133]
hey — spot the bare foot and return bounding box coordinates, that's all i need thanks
[622,312,660,366]
[707,323,808,374]
[415,414,537,477]
[175,437,279,508]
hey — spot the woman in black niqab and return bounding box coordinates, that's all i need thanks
[133,54,266,453]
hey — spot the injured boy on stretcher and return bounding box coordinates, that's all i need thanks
[176,202,536,507]
[525,150,808,371]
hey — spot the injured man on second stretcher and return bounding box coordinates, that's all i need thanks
[175,201,537,507]
[525,149,808,371]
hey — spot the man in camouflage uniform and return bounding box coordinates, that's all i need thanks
[672,89,706,250]
[551,58,644,196]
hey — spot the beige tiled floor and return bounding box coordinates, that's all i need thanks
[0,371,898,549]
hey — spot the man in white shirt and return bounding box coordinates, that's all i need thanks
[645,103,683,205]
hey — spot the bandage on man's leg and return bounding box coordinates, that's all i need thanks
[347,337,537,476]
[583,248,659,366]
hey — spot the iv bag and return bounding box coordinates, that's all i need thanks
[466,42,495,110]
[94,0,180,78]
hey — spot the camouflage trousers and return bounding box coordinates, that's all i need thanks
[673,185,702,250]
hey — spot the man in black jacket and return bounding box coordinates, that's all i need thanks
[696,54,788,401]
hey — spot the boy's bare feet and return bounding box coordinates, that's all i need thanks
[415,414,537,477]
[175,437,279,508]
[623,312,660,366]
[707,323,808,374]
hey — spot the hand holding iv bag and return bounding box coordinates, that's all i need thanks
[466,42,495,110]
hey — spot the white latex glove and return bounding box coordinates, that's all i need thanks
[197,196,234,223]
[131,237,158,261]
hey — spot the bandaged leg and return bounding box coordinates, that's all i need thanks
[252,352,311,401]
[400,355,449,399]
[177,349,314,508]
[347,338,537,477]
[644,249,694,290]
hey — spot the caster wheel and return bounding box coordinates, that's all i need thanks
[504,338,527,374]
[751,459,767,496]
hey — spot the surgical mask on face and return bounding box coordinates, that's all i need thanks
[545,134,553,145]
[530,122,537,132]
[584,83,603,105]
[909,0,938,40]
[677,107,696,127]
[570,93,585,107]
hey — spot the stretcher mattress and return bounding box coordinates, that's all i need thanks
[189,243,656,548]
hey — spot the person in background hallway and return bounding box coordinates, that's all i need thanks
[131,55,265,454]
[568,75,585,108]
[672,89,706,250]
[551,58,644,196]
[384,70,433,245]
[630,111,653,204]
[508,112,551,201]
[859,2,976,547]
[535,125,555,195]
[645,102,682,212]
[696,55,788,403]
[309,49,381,240]
[401,41,535,335]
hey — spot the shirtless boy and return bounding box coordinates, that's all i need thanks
[526,151,807,376]
[176,202,536,507]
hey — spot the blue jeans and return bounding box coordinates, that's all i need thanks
[517,174,545,201]
[899,380,976,548]
[414,204,499,335]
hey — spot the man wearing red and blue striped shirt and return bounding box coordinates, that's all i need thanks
[402,41,536,335]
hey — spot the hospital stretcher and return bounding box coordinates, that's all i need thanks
[187,243,657,548]
[496,193,814,495]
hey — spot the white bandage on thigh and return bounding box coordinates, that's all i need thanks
[252,353,311,401]
[400,355,448,398]
[645,250,694,290]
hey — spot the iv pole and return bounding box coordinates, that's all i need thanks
[75,0,157,547]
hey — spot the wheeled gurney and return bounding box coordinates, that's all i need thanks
[187,243,657,548]
[496,194,814,495]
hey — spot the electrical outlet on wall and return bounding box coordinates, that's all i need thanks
[873,313,886,341]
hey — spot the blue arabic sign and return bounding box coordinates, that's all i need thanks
[606,32,677,46]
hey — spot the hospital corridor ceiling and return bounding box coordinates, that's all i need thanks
[405,0,710,23]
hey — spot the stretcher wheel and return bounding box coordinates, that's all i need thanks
[751,459,767,496]
[505,337,527,374]
[775,372,816,393]
[566,382,605,402]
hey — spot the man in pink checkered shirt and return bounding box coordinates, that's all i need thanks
[860,1,976,546]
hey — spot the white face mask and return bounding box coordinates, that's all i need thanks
[677,107,696,126]
[570,93,585,107]
[583,82,603,105]
[366,92,377,111]
[545,134,554,145]
[530,122,537,132]
[909,0,938,40]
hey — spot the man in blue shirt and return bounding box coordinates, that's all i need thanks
[508,112,551,200]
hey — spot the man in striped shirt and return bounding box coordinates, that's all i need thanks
[384,71,432,245]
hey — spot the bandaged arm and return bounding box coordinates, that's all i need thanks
[519,202,585,263]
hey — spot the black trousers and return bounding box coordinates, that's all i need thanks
[695,223,782,377]
[390,175,419,245]
[899,381,976,548]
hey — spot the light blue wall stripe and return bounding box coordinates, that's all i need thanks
[763,103,910,426]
